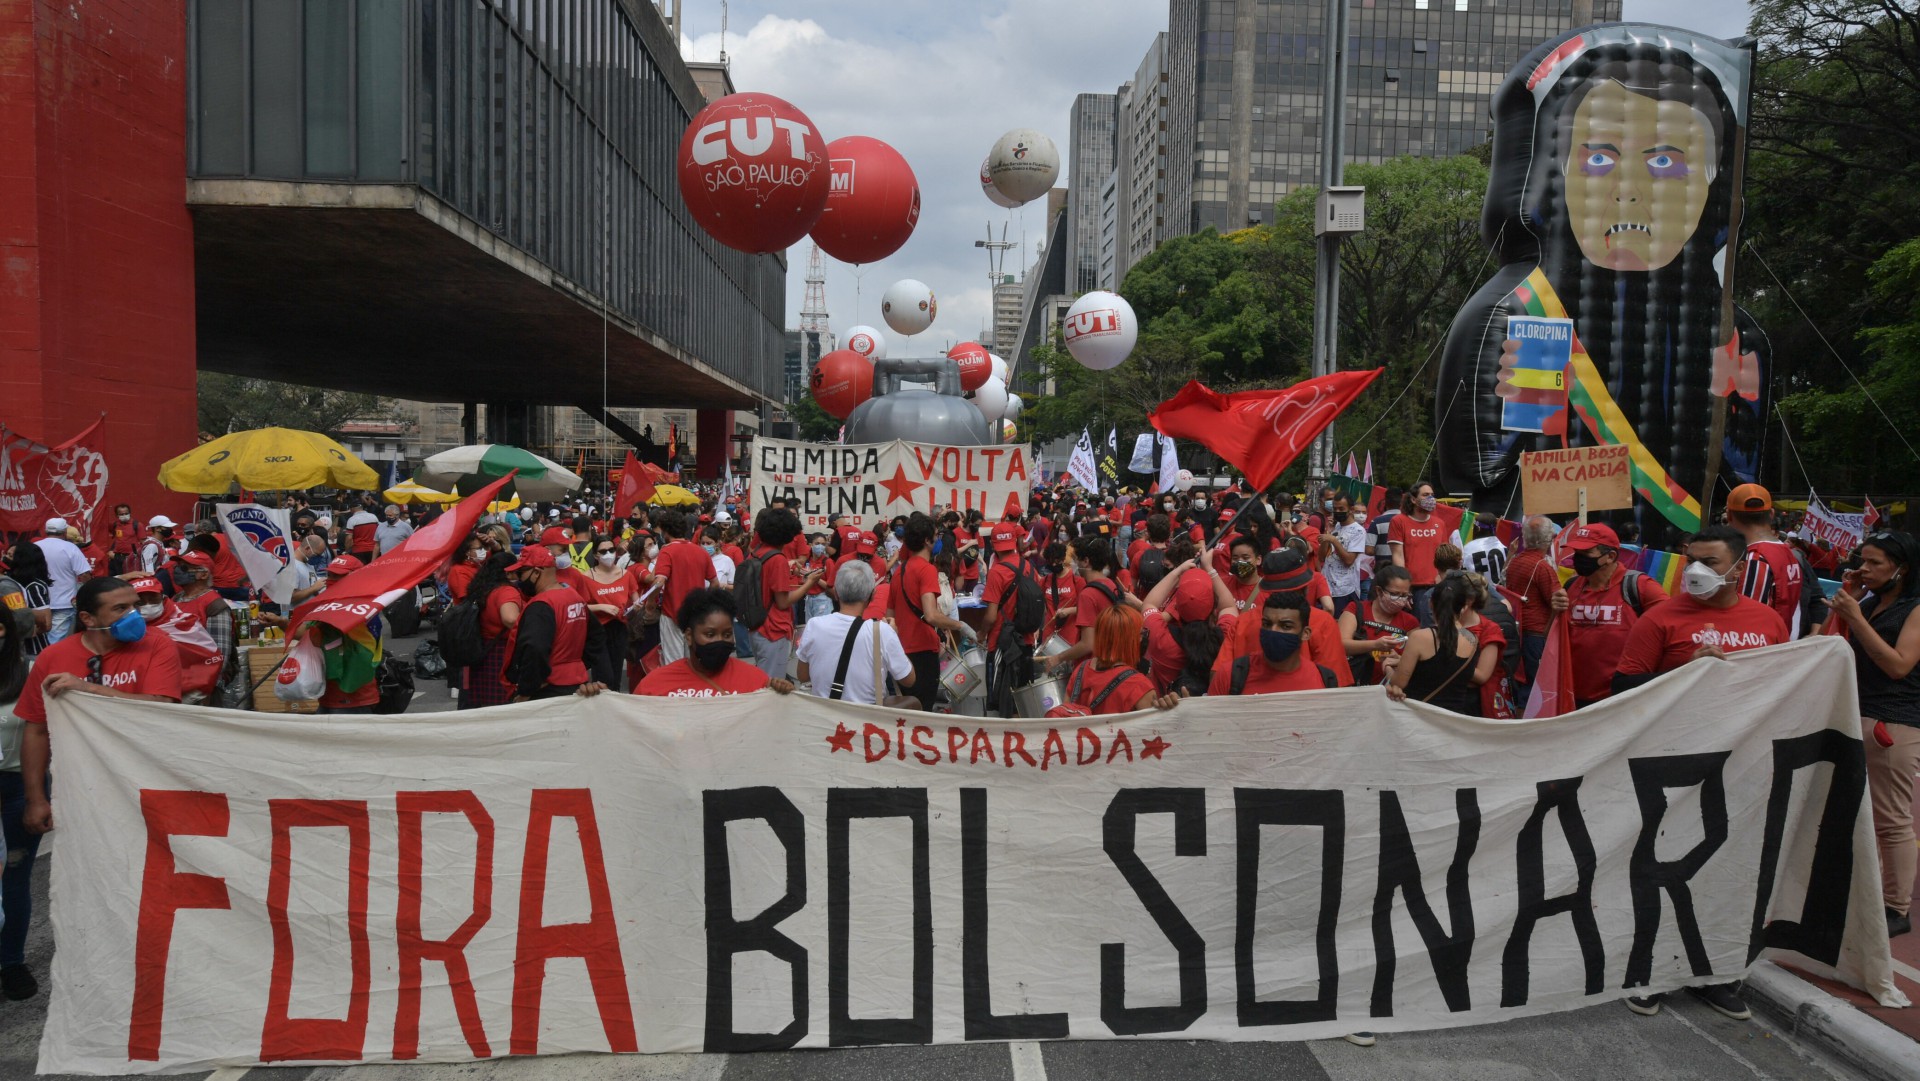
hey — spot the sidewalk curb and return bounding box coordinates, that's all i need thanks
[1745,961,1920,1081]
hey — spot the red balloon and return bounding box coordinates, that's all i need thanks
[810,349,874,419]
[948,341,991,392]
[677,93,830,254]
[810,136,920,264]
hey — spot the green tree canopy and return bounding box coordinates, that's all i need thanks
[196,373,401,438]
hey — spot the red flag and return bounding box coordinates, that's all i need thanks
[1429,501,1466,541]
[617,450,655,516]
[290,472,515,635]
[0,417,109,533]
[1149,371,1383,491]
[640,460,680,485]
[1366,485,1387,522]
[1523,609,1577,718]
[1865,496,1883,533]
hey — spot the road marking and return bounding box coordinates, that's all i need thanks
[1009,1040,1048,1081]
[206,1069,250,1081]
[1664,1006,1775,1081]
[1892,957,1920,985]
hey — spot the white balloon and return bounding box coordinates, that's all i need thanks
[880,279,937,336]
[971,376,1009,423]
[980,157,1020,209]
[843,325,887,360]
[986,129,1061,205]
[1001,418,1017,442]
[1002,393,1023,421]
[1174,469,1196,492]
[989,353,1008,384]
[1062,290,1138,370]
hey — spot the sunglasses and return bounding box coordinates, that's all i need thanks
[87,654,105,686]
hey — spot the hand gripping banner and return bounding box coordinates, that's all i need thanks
[37,638,1902,1073]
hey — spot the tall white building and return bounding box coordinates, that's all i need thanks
[1065,92,1117,295]
[1118,33,1171,286]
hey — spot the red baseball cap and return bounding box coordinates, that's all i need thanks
[538,526,572,546]
[990,522,1020,552]
[325,555,360,577]
[507,545,556,572]
[177,550,214,569]
[127,575,164,595]
[1562,523,1620,551]
[856,534,878,555]
[1169,571,1214,623]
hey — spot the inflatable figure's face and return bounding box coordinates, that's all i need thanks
[1564,80,1717,272]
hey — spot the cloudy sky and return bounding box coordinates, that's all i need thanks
[679,0,1754,354]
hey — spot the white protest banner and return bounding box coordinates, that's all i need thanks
[751,437,1032,531]
[1803,491,1866,555]
[1067,428,1099,491]
[40,639,1901,1074]
[215,503,300,606]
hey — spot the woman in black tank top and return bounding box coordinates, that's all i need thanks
[1386,574,1491,716]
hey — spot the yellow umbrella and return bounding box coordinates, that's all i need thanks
[647,483,701,507]
[385,477,520,512]
[159,427,381,493]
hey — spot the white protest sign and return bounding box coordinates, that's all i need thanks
[39,638,1901,1074]
[751,437,1031,530]
[1803,492,1866,555]
[215,503,300,605]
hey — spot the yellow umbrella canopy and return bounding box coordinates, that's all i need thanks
[158,427,381,493]
[647,484,701,507]
[385,477,521,511]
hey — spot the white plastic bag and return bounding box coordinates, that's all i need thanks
[274,631,326,703]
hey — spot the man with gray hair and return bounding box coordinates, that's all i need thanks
[375,504,415,556]
[1505,515,1561,703]
[793,560,916,704]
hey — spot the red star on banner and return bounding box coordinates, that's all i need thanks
[878,464,921,506]
[1140,735,1170,760]
[825,723,856,753]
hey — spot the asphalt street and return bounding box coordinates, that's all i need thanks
[0,631,1888,1081]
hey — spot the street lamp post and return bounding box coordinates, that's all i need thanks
[1308,0,1356,490]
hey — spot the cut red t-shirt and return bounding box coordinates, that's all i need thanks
[890,555,942,654]
[983,556,1034,646]
[1389,512,1447,587]
[1616,594,1789,677]
[1566,571,1670,702]
[635,657,770,696]
[16,631,184,725]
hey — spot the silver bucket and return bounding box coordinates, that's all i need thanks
[940,643,987,702]
[1033,633,1072,661]
[1011,675,1067,718]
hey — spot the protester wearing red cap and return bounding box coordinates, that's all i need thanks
[167,549,238,700]
[1724,483,1807,635]
[125,573,226,705]
[1138,548,1237,695]
[1549,521,1669,708]
[502,544,611,700]
[980,523,1047,711]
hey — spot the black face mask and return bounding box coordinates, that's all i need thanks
[693,640,734,672]
[1571,551,1603,578]
[172,566,200,588]
[515,575,538,596]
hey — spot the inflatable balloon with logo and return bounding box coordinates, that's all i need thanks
[947,341,991,391]
[1433,26,1767,547]
[809,349,874,419]
[811,136,920,264]
[676,93,829,254]
[1062,290,1138,371]
[981,158,1021,209]
[881,279,937,336]
[986,129,1060,206]
[844,325,887,361]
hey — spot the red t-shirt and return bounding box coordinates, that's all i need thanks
[1389,513,1447,586]
[754,549,797,642]
[656,540,716,620]
[584,570,642,624]
[1143,610,1188,693]
[1207,654,1329,696]
[1566,571,1670,703]
[890,555,942,654]
[1742,539,1804,633]
[1616,594,1789,677]
[1346,606,1421,684]
[1074,578,1122,634]
[209,535,249,589]
[1504,549,1561,636]
[983,556,1033,645]
[1043,569,1084,645]
[1070,661,1156,715]
[1216,605,1353,687]
[636,657,770,696]
[480,583,521,639]
[16,631,185,724]
[722,543,745,567]
[448,561,478,603]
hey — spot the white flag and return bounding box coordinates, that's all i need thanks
[214,503,299,606]
[1129,433,1156,473]
[1157,434,1181,495]
[1067,429,1100,492]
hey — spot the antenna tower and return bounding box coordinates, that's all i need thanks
[800,244,830,335]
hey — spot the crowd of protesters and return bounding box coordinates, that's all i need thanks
[0,471,1912,1023]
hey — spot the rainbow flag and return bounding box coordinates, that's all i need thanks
[1622,545,1686,596]
[1514,270,1703,533]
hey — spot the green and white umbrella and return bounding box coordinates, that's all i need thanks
[415,444,583,502]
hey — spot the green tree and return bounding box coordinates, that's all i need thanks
[196,373,400,438]
[782,392,842,442]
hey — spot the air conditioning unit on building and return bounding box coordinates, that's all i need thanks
[1314,185,1366,236]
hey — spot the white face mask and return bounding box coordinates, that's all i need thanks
[1682,560,1731,600]
[553,552,573,571]
[138,603,164,621]
[598,552,617,568]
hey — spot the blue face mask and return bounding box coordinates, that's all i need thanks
[108,608,148,643]
[1259,628,1302,664]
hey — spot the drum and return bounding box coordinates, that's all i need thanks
[1011,675,1067,718]
[940,641,986,703]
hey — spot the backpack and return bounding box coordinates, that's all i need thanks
[1229,655,1338,695]
[1135,547,1170,592]
[1000,556,1047,641]
[1620,569,1648,615]
[734,547,776,631]
[437,599,488,667]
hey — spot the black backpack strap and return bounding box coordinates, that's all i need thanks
[1091,578,1122,609]
[893,561,932,625]
[829,618,866,700]
[1230,655,1251,696]
[1088,667,1142,712]
[1316,664,1338,688]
